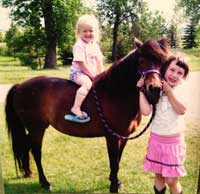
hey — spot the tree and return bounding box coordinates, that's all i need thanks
[1,0,82,68]
[178,0,200,24]
[97,0,140,60]
[0,32,4,42]
[182,21,197,48]
[136,3,167,41]
[5,23,21,57]
[178,0,200,47]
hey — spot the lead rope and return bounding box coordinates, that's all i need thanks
[93,88,156,140]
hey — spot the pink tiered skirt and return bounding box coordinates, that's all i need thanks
[144,132,187,177]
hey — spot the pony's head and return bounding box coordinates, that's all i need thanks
[94,37,170,105]
[134,37,170,104]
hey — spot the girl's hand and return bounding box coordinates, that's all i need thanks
[137,77,145,88]
[162,80,172,94]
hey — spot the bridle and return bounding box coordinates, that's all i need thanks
[139,69,161,79]
[92,68,161,141]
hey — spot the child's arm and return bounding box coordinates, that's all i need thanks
[97,59,104,74]
[137,78,152,116]
[76,61,95,80]
[162,80,186,115]
[96,45,104,74]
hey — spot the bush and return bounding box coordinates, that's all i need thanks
[0,43,9,56]
[18,53,38,70]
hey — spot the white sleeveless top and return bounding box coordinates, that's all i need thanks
[151,85,186,136]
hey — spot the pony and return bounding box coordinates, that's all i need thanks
[5,38,170,193]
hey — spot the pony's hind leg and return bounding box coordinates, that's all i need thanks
[29,127,52,191]
[22,135,32,178]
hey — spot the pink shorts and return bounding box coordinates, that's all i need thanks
[144,132,187,177]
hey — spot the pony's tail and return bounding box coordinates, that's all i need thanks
[5,84,27,175]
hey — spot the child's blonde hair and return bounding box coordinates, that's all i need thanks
[75,14,100,42]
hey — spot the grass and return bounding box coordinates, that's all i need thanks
[0,49,199,193]
[0,56,70,84]
[174,48,200,71]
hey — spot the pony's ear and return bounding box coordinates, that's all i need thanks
[158,37,170,55]
[134,37,143,48]
[158,37,169,49]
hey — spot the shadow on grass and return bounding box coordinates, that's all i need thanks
[4,177,109,194]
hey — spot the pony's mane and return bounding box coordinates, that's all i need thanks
[93,50,139,95]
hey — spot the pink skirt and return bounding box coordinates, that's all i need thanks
[144,132,187,177]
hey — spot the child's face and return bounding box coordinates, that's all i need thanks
[164,60,185,87]
[80,25,94,43]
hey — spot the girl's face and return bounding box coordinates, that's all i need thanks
[79,25,94,43]
[164,60,185,87]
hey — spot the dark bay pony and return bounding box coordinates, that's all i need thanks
[5,38,169,193]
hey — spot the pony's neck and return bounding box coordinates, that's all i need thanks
[94,51,139,96]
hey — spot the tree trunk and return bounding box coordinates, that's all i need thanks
[111,15,120,61]
[42,0,57,69]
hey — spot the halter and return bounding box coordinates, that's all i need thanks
[139,69,161,79]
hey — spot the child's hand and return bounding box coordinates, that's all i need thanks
[162,80,172,94]
[137,77,145,88]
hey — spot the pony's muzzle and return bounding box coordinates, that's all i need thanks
[144,85,162,105]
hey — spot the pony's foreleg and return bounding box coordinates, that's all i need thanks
[30,129,51,191]
[106,136,121,193]
[117,139,128,188]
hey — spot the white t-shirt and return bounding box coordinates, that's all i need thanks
[151,85,186,136]
[71,38,103,76]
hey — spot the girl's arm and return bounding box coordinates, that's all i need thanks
[162,80,186,115]
[76,61,95,80]
[96,59,104,74]
[137,78,152,116]
[96,45,104,74]
[139,91,152,116]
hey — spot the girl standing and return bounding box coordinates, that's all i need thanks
[64,14,104,123]
[137,56,189,194]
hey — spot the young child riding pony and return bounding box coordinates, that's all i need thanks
[137,56,189,194]
[64,14,104,123]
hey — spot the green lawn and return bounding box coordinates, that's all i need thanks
[175,48,200,71]
[0,56,70,84]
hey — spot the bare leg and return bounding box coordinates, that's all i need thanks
[71,75,92,117]
[155,173,166,191]
[166,177,182,194]
[71,87,87,117]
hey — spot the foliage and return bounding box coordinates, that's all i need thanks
[182,22,198,48]
[97,0,167,60]
[178,0,200,24]
[178,0,200,48]
[136,3,167,41]
[0,43,8,56]
[4,23,21,57]
[97,0,141,60]
[0,32,4,42]
[1,0,83,69]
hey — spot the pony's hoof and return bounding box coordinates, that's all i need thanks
[41,183,52,191]
[24,171,33,178]
[118,181,124,189]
